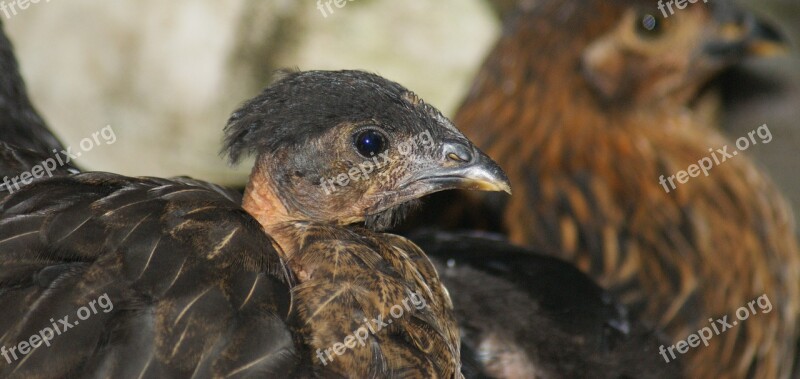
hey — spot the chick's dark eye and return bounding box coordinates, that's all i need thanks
[354,129,387,157]
[637,13,663,38]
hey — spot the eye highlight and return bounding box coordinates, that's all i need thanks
[637,13,663,38]
[354,129,388,157]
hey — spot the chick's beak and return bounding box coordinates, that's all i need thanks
[404,140,512,195]
[366,138,511,216]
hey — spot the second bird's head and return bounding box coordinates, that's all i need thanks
[580,0,788,105]
[223,70,510,230]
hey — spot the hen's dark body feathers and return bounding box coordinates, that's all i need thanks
[414,230,682,379]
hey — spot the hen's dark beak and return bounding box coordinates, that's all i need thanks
[706,10,788,59]
[368,140,511,215]
[741,16,788,57]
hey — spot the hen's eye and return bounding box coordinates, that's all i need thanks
[637,13,663,38]
[354,129,387,157]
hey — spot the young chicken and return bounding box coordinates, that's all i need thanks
[0,68,510,378]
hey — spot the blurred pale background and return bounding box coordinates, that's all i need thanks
[4,0,799,214]
[4,0,498,184]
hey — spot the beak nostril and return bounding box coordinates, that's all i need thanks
[443,142,473,163]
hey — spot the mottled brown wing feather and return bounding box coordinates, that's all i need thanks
[0,172,302,378]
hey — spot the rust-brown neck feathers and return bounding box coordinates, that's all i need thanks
[454,1,800,377]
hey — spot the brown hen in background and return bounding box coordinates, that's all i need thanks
[451,0,800,377]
